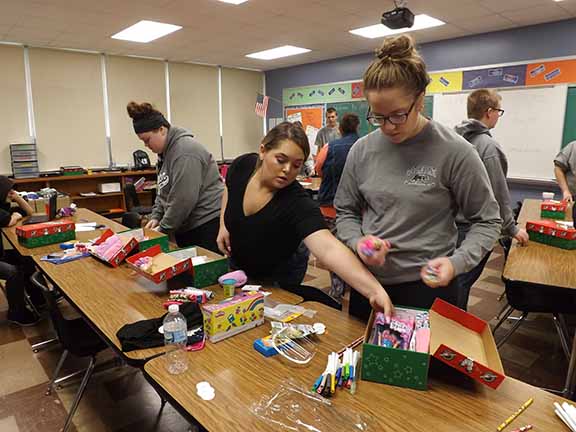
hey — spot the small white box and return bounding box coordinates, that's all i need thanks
[98,182,121,194]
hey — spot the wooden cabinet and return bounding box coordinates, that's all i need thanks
[13,170,157,216]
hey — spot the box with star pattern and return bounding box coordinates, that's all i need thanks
[526,219,576,249]
[361,299,505,391]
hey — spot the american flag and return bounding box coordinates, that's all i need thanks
[255,93,269,118]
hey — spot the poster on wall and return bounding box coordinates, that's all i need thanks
[427,71,463,93]
[462,65,526,90]
[283,83,352,105]
[285,105,324,130]
[526,59,576,86]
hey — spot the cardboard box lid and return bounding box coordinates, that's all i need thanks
[429,299,505,389]
[527,220,576,239]
[541,200,567,211]
[16,220,75,237]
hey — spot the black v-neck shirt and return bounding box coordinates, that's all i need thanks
[224,153,326,278]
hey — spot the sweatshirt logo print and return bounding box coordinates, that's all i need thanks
[404,165,436,187]
[158,171,169,190]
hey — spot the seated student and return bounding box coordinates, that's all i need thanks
[554,140,576,203]
[454,89,529,310]
[0,177,38,326]
[216,122,393,316]
[334,35,502,320]
[316,112,360,209]
[127,102,224,252]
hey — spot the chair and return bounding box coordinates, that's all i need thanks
[492,278,576,363]
[122,183,155,229]
[31,271,108,432]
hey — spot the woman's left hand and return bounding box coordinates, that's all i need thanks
[420,257,455,288]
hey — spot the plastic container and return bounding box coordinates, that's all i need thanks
[222,278,236,297]
[163,304,188,375]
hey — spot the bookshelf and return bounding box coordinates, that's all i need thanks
[12,170,157,215]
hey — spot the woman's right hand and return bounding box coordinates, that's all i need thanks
[563,190,573,203]
[356,235,390,267]
[217,226,231,256]
[145,218,160,230]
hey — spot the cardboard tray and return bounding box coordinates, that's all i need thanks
[126,244,192,284]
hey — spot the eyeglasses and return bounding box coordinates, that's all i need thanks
[490,107,505,117]
[366,96,419,127]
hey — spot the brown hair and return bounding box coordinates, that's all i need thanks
[363,35,430,96]
[467,89,501,120]
[339,113,360,135]
[326,107,337,115]
[255,122,310,171]
[126,101,170,130]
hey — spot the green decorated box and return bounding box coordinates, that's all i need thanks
[167,246,229,288]
[540,200,567,220]
[16,220,76,248]
[526,219,576,249]
[118,227,169,253]
[361,299,505,391]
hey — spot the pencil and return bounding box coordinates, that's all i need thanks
[496,398,534,431]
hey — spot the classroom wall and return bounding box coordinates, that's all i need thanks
[0,46,264,174]
[266,18,576,198]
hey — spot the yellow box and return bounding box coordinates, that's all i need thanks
[201,292,264,343]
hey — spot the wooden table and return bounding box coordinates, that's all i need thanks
[35,253,303,364]
[144,301,567,431]
[1,208,125,256]
[503,198,576,289]
[503,198,576,398]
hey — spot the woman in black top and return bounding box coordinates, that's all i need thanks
[217,122,393,316]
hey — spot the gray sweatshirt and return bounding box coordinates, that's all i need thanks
[151,126,223,234]
[454,119,518,238]
[334,120,502,285]
[314,125,340,154]
[554,141,576,195]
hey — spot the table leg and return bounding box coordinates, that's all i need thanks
[563,331,576,399]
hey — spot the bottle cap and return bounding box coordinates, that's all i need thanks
[168,304,179,313]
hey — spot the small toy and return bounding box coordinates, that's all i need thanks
[218,270,247,287]
[423,265,439,283]
[360,238,390,257]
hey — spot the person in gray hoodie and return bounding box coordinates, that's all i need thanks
[127,102,223,252]
[334,35,502,320]
[454,89,529,310]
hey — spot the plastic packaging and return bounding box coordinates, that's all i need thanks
[251,379,374,431]
[163,304,188,374]
[264,304,316,322]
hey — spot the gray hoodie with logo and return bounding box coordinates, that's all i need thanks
[454,119,518,238]
[151,126,223,234]
[334,120,501,285]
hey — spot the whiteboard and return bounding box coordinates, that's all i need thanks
[433,85,568,181]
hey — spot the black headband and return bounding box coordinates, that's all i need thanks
[133,112,169,134]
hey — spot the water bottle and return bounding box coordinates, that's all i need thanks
[163,304,188,375]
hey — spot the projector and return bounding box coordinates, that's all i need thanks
[381,7,415,29]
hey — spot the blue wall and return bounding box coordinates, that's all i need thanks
[266,18,576,199]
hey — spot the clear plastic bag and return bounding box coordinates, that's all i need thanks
[251,379,373,431]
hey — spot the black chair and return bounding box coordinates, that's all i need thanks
[122,184,155,229]
[493,278,576,362]
[31,272,108,432]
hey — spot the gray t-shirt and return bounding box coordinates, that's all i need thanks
[554,141,576,195]
[314,125,340,154]
[334,120,502,285]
